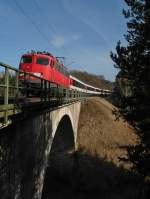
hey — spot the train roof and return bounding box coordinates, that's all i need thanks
[25,51,54,56]
[22,51,54,59]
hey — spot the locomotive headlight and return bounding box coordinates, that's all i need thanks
[33,72,41,77]
[19,73,24,76]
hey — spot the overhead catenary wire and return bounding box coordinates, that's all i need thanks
[32,0,67,56]
[33,0,57,35]
[13,0,51,45]
[13,0,67,59]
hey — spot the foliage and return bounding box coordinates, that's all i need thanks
[0,72,16,97]
[111,0,150,182]
[70,70,114,90]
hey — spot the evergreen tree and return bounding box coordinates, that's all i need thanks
[111,0,150,180]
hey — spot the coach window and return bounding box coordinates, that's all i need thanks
[36,57,49,65]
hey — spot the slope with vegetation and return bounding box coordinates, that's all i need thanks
[111,0,150,188]
[42,97,145,199]
[77,97,136,167]
[70,70,114,90]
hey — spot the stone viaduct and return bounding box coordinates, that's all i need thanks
[0,101,81,199]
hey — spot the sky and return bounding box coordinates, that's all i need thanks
[0,0,127,81]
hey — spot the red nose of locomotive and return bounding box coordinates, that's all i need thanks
[19,55,32,72]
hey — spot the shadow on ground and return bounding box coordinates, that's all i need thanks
[42,150,146,199]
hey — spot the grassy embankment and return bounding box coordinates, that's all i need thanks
[42,97,145,199]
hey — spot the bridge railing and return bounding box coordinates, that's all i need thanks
[0,62,20,125]
[0,62,85,127]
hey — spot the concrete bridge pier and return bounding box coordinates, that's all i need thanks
[12,102,81,199]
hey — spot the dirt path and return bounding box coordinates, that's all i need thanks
[77,97,137,167]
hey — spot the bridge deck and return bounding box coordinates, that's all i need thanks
[0,62,87,128]
[0,61,107,128]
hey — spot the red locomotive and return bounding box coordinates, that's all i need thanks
[19,51,111,96]
[19,51,71,87]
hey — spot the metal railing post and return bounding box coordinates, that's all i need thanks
[44,80,47,101]
[4,67,9,124]
[41,79,43,101]
[48,82,51,101]
[15,71,19,102]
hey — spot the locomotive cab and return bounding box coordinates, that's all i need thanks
[19,51,71,88]
[19,53,52,81]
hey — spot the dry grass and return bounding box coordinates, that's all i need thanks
[77,97,137,168]
[42,97,147,199]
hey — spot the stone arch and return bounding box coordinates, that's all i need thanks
[50,114,75,154]
[51,107,74,139]
[41,114,75,199]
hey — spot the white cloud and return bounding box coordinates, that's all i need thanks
[50,34,81,48]
[50,35,66,47]
[72,34,81,41]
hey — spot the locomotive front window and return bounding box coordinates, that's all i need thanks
[36,57,49,65]
[21,56,32,63]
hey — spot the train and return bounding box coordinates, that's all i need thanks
[19,51,111,96]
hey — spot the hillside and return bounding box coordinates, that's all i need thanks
[77,97,136,167]
[70,70,114,90]
[43,97,145,199]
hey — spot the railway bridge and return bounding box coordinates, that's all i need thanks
[0,62,110,199]
[0,101,81,199]
[0,62,85,199]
